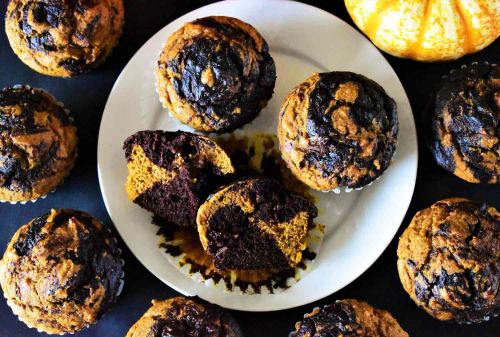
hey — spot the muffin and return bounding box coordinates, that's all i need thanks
[397,198,500,323]
[197,178,317,271]
[430,62,499,183]
[290,299,408,337]
[0,209,123,334]
[126,296,243,337]
[278,71,398,191]
[124,130,234,227]
[0,86,78,202]
[155,16,276,133]
[5,0,124,77]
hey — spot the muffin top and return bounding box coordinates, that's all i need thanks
[430,62,499,183]
[156,16,276,133]
[5,0,124,77]
[0,209,123,334]
[0,86,77,202]
[278,72,398,191]
[126,296,243,337]
[397,198,500,323]
[123,130,234,226]
[197,178,317,270]
[290,299,408,337]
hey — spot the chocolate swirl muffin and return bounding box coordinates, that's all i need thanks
[430,62,499,183]
[156,16,276,133]
[0,209,123,334]
[124,130,234,227]
[290,299,408,337]
[278,72,398,191]
[197,178,317,271]
[126,297,243,337]
[5,0,124,77]
[397,198,500,323]
[0,86,78,202]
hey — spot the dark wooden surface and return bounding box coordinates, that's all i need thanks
[0,1,498,336]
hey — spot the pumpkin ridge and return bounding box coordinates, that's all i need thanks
[363,0,393,43]
[407,0,432,59]
[454,0,476,54]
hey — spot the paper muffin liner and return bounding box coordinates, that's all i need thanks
[442,61,496,81]
[0,85,78,205]
[2,224,124,335]
[158,221,324,295]
[460,311,499,325]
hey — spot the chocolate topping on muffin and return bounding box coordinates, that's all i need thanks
[430,62,499,183]
[5,0,124,77]
[126,296,243,337]
[156,16,276,133]
[290,299,408,337]
[197,178,317,271]
[124,130,234,227]
[278,71,398,191]
[0,209,123,334]
[397,198,500,323]
[0,86,77,202]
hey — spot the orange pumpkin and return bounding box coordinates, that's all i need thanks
[344,0,499,62]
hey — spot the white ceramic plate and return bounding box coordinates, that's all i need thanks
[98,0,417,311]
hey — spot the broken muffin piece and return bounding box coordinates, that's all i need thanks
[197,178,317,271]
[123,130,234,227]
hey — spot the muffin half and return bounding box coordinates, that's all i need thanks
[156,16,276,133]
[278,71,398,191]
[197,178,317,271]
[124,130,234,227]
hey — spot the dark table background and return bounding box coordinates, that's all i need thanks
[0,1,498,336]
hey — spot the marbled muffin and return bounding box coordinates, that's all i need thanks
[124,130,234,227]
[126,297,243,337]
[397,198,500,323]
[5,0,124,77]
[290,299,408,337]
[430,62,499,183]
[155,16,276,133]
[0,209,123,334]
[278,72,398,191]
[0,86,77,202]
[197,178,317,271]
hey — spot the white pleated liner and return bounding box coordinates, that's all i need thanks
[443,61,496,81]
[159,223,324,295]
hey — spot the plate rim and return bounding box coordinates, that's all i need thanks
[97,0,418,311]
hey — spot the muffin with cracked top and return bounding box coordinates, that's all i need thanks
[290,299,408,337]
[197,178,317,271]
[0,209,123,334]
[5,0,124,77]
[430,62,499,183]
[156,16,276,133]
[278,71,398,191]
[126,296,243,337]
[397,198,500,323]
[0,85,77,202]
